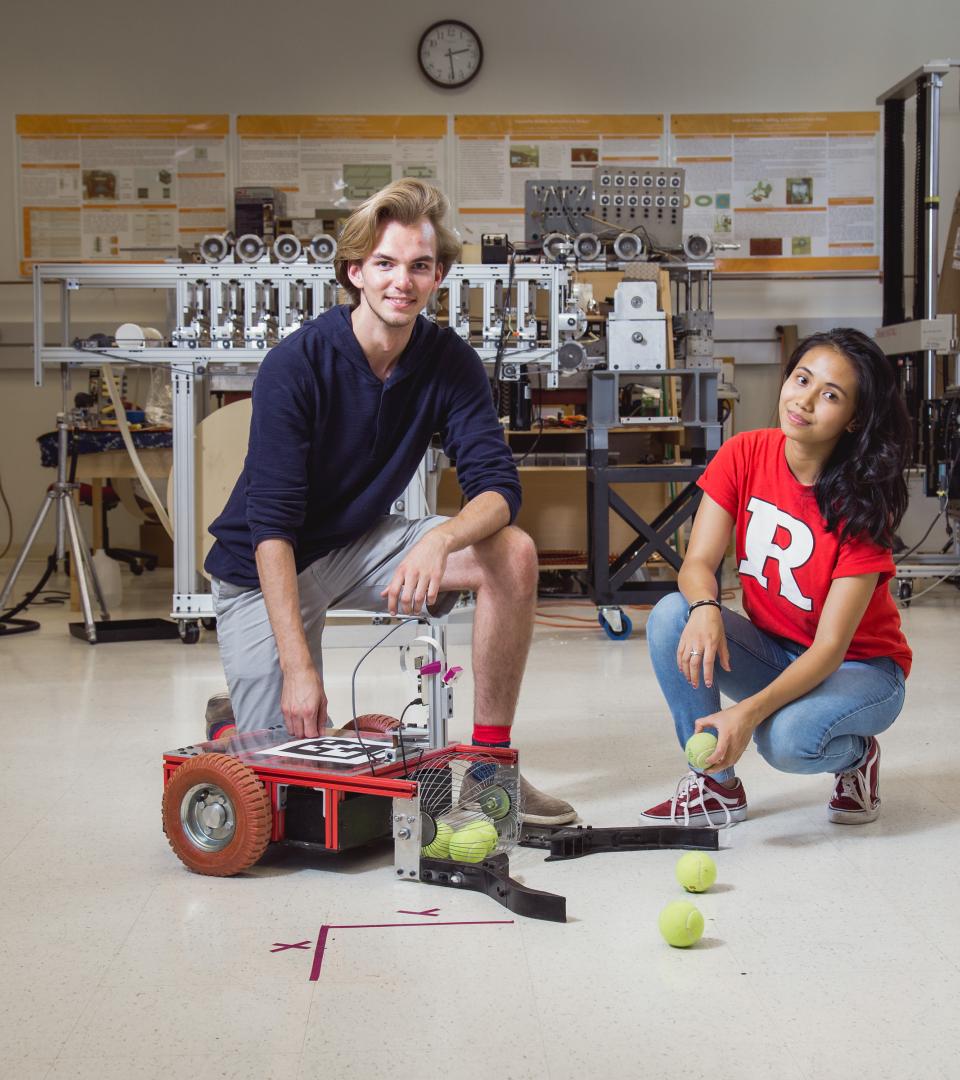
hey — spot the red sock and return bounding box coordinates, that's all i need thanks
[472,723,512,747]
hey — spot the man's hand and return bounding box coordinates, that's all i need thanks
[381,528,452,615]
[694,700,761,773]
[281,664,327,739]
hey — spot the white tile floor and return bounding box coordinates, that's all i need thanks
[2,558,960,1080]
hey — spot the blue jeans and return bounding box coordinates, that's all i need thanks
[646,592,906,783]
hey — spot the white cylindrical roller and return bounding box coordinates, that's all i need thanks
[559,303,587,339]
[114,322,146,348]
[613,233,646,261]
[235,233,268,263]
[683,233,713,260]
[308,233,337,263]
[558,341,588,374]
[542,232,570,261]
[573,233,602,262]
[200,233,233,263]
[273,234,303,263]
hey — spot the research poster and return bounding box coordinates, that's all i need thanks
[670,112,880,273]
[454,115,665,243]
[235,115,448,222]
[16,115,230,274]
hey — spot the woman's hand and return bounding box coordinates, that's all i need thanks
[677,607,731,689]
[694,701,760,772]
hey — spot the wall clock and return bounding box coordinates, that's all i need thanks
[418,20,483,89]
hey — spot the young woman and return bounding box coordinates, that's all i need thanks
[642,328,911,827]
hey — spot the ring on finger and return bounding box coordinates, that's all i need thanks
[689,649,701,658]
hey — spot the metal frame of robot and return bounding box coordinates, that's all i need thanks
[876,60,960,594]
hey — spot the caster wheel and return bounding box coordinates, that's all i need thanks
[162,754,271,876]
[201,617,217,632]
[179,620,201,644]
[897,580,913,605]
[598,609,633,640]
[130,563,144,576]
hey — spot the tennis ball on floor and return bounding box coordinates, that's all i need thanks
[685,732,718,771]
[658,900,705,948]
[675,851,718,893]
[448,820,499,863]
[421,820,453,859]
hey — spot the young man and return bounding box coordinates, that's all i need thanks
[205,178,575,826]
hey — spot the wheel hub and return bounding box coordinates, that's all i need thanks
[180,783,237,851]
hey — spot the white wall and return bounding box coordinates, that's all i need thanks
[1,0,958,548]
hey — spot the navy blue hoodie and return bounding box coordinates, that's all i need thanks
[204,305,521,587]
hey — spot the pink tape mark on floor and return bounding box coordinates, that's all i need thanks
[309,920,515,981]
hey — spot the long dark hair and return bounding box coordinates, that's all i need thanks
[783,328,910,548]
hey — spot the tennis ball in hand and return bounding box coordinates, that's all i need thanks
[658,900,705,948]
[675,851,718,893]
[421,820,453,859]
[448,820,499,863]
[685,732,718,771]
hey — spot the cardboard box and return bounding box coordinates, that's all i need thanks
[938,190,960,318]
[139,522,173,568]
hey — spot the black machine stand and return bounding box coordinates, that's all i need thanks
[586,368,721,625]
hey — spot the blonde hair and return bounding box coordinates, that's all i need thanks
[334,178,461,305]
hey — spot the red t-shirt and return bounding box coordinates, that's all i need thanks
[697,428,911,676]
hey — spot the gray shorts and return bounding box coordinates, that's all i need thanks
[212,514,456,733]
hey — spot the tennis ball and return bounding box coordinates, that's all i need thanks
[448,820,498,863]
[675,851,718,893]
[685,732,718,771]
[421,820,453,859]
[658,900,705,948]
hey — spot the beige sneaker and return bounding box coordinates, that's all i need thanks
[520,775,577,826]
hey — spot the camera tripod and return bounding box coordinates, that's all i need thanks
[0,411,109,643]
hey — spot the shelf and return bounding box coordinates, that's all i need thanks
[507,424,683,436]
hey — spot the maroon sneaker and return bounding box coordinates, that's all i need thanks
[829,736,881,824]
[641,771,748,828]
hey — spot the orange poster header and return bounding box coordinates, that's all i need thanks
[238,115,446,139]
[672,112,879,137]
[455,115,663,139]
[17,115,229,137]
[716,256,880,274]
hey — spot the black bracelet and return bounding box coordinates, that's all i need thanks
[687,599,722,617]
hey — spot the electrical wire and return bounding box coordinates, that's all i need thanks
[73,343,200,378]
[895,440,960,565]
[491,246,516,415]
[899,566,960,605]
[349,616,421,771]
[101,362,173,537]
[396,697,425,778]
[0,467,12,560]
[0,552,59,636]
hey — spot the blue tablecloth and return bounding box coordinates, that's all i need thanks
[38,428,173,468]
